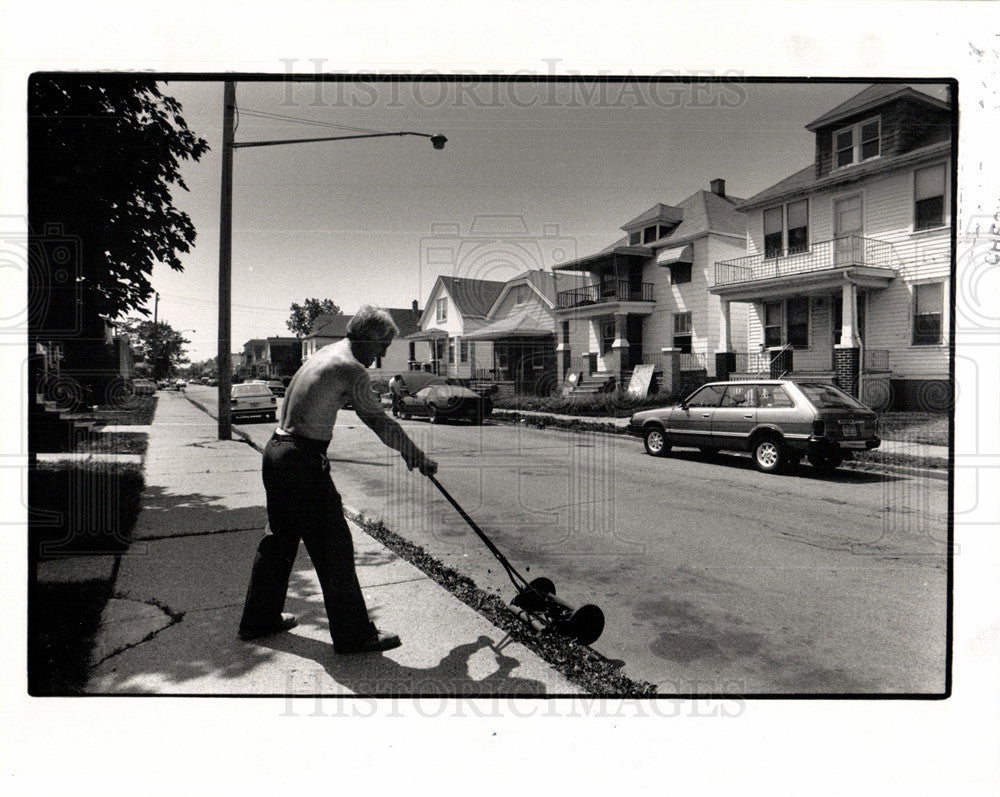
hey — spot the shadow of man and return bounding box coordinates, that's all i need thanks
[259,631,550,696]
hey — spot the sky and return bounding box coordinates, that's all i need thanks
[147,79,947,362]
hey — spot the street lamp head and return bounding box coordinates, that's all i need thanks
[430,134,447,150]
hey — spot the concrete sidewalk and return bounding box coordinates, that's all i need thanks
[83,392,576,695]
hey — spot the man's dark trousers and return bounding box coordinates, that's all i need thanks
[239,433,372,644]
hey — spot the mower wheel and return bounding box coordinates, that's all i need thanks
[566,604,605,646]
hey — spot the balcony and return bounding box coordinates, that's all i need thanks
[713,236,898,291]
[556,280,654,310]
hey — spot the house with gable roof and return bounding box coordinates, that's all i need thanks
[408,275,506,377]
[301,303,423,382]
[462,269,589,395]
[551,180,750,389]
[709,84,953,410]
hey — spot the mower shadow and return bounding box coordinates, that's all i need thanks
[259,631,550,696]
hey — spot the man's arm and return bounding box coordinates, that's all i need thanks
[350,372,437,476]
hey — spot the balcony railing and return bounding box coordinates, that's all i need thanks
[557,280,654,310]
[714,236,897,287]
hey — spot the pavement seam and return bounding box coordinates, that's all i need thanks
[132,525,265,543]
[89,595,185,670]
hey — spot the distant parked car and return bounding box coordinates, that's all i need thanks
[156,379,171,390]
[206,378,218,387]
[396,383,493,424]
[133,378,156,396]
[230,382,277,422]
[265,380,285,397]
[628,379,880,475]
[174,378,187,391]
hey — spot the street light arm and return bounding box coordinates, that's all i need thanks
[232,130,447,150]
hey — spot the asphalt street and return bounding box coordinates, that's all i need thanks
[222,386,949,694]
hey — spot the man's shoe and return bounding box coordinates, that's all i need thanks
[238,613,298,641]
[334,627,401,654]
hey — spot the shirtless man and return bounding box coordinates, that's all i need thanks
[238,306,437,653]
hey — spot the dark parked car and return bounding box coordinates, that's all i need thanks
[265,380,285,397]
[132,378,156,396]
[396,383,493,424]
[629,379,880,474]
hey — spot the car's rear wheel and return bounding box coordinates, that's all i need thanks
[751,436,785,473]
[808,451,843,475]
[643,426,670,457]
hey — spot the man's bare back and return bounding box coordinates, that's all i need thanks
[279,338,375,441]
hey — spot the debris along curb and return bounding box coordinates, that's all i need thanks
[344,509,657,697]
[490,409,948,478]
[183,393,657,695]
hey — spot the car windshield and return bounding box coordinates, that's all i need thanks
[232,384,270,397]
[796,382,868,409]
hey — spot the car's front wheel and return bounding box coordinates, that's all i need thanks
[428,406,439,424]
[751,437,785,473]
[643,426,670,457]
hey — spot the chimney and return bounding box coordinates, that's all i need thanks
[710,178,726,198]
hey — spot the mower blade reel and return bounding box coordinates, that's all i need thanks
[511,577,556,614]
[563,604,605,646]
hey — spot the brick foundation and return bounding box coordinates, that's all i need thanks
[834,347,861,397]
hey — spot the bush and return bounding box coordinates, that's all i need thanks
[494,390,678,418]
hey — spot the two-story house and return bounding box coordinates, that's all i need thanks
[551,180,750,388]
[710,84,953,410]
[408,276,506,378]
[242,336,302,380]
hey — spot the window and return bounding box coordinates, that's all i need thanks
[914,163,946,230]
[764,207,783,258]
[756,385,793,408]
[764,302,782,348]
[514,285,528,304]
[786,200,809,253]
[643,225,658,244]
[912,282,944,345]
[764,200,809,258]
[721,384,756,408]
[629,231,641,245]
[435,297,447,322]
[786,296,810,347]
[763,298,809,348]
[670,262,692,285]
[601,320,615,354]
[833,117,881,168]
[459,338,469,363]
[686,384,726,408]
[673,312,692,353]
[448,340,455,364]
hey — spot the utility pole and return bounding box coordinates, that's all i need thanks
[217,80,235,440]
[153,292,159,323]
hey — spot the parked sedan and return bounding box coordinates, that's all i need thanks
[231,382,277,422]
[265,380,286,397]
[396,383,493,424]
[629,379,880,474]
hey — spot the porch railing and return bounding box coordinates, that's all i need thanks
[714,236,897,286]
[730,348,890,376]
[557,280,655,309]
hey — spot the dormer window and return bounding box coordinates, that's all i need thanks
[629,224,675,245]
[435,297,447,322]
[834,117,881,168]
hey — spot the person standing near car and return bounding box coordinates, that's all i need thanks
[238,306,438,653]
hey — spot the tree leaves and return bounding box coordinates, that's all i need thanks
[29,76,209,325]
[286,297,343,337]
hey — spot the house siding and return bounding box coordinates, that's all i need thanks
[743,158,951,382]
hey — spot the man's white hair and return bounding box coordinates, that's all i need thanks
[346,305,399,344]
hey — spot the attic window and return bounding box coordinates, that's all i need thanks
[834,117,881,168]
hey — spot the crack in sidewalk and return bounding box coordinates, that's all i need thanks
[88,595,185,670]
